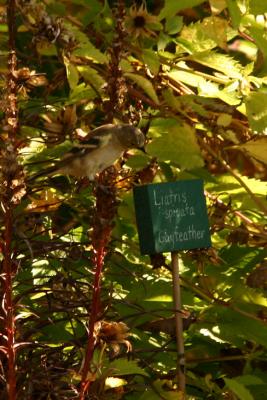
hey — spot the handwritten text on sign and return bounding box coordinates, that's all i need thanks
[133,180,211,254]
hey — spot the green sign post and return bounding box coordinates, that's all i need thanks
[133,179,211,397]
[133,179,211,254]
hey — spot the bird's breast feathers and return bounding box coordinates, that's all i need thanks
[59,141,124,180]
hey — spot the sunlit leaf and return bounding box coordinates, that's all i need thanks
[226,0,242,28]
[165,16,183,35]
[147,118,204,169]
[125,73,160,104]
[188,51,242,78]
[105,377,127,389]
[77,65,105,93]
[64,57,79,90]
[224,378,254,400]
[237,136,267,165]
[159,0,206,19]
[249,0,267,15]
[142,49,160,75]
[202,16,228,49]
[108,359,149,377]
[72,27,107,63]
[245,92,267,132]
[209,0,227,14]
[167,69,206,88]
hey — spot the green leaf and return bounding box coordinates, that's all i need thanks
[226,0,242,28]
[246,24,267,73]
[72,26,107,63]
[224,378,254,400]
[201,16,228,49]
[188,51,242,78]
[69,83,97,102]
[147,118,204,169]
[139,380,184,400]
[73,42,107,63]
[108,359,148,377]
[178,28,216,53]
[167,68,206,88]
[206,174,266,209]
[142,49,160,75]
[64,57,79,90]
[159,0,206,19]
[209,0,227,15]
[217,113,232,127]
[245,92,267,132]
[77,65,105,93]
[165,16,183,35]
[249,0,267,15]
[125,73,160,104]
[237,136,267,165]
[236,375,264,386]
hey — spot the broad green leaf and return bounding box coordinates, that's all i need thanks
[142,49,160,75]
[180,16,236,53]
[159,0,205,19]
[64,57,79,90]
[188,51,242,78]
[72,26,107,63]
[214,307,267,348]
[246,24,267,73]
[165,16,183,35]
[217,113,232,126]
[167,69,206,88]
[40,321,74,341]
[224,378,254,400]
[248,25,267,58]
[179,21,218,52]
[198,80,241,105]
[108,359,148,377]
[69,83,97,102]
[201,16,228,49]
[245,92,267,132]
[105,377,127,389]
[73,41,107,63]
[147,118,204,169]
[125,73,160,104]
[238,136,267,165]
[236,375,264,386]
[77,65,105,93]
[226,0,242,28]
[209,0,227,14]
[216,85,241,105]
[140,380,184,400]
[249,0,267,15]
[206,174,267,200]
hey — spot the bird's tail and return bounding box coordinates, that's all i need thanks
[27,164,60,182]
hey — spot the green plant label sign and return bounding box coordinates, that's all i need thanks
[133,180,211,254]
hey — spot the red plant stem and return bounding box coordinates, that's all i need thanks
[3,0,18,398]
[3,206,16,400]
[79,244,106,399]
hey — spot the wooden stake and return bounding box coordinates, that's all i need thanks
[171,252,186,395]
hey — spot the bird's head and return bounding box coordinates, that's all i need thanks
[115,124,146,151]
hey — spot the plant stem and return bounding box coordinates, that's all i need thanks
[3,207,16,400]
[79,245,105,399]
[2,0,19,398]
[171,252,186,396]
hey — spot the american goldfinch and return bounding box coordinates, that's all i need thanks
[31,124,145,181]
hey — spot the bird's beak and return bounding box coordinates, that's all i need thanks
[139,146,147,154]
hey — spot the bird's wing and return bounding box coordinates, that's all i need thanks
[57,125,113,165]
[28,124,115,180]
